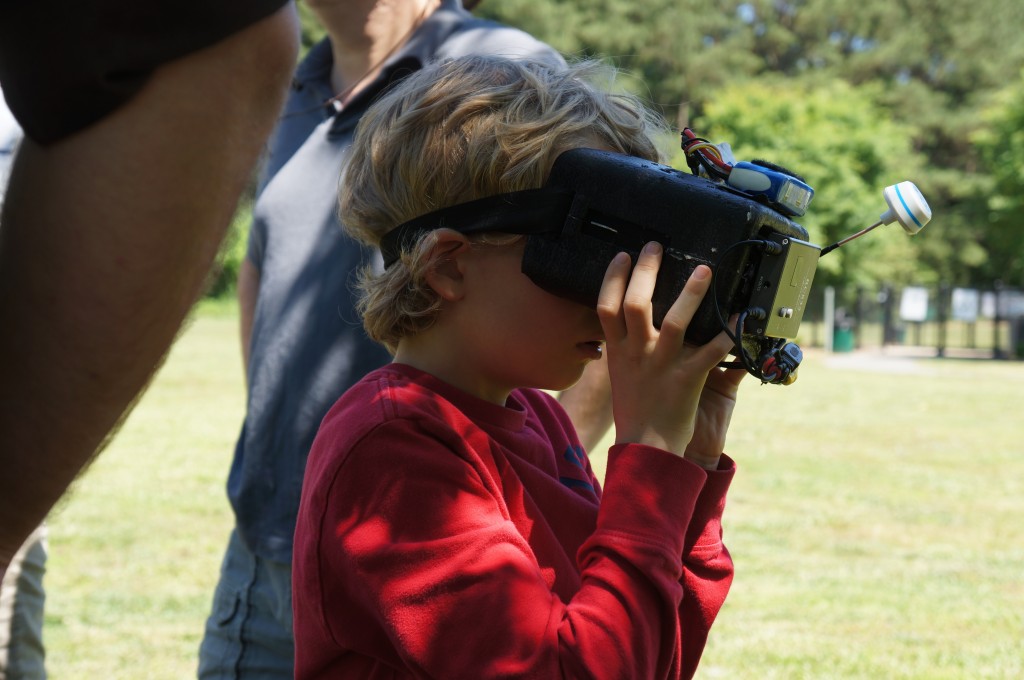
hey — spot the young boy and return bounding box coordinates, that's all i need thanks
[292,55,746,679]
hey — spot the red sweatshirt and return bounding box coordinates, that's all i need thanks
[293,363,735,679]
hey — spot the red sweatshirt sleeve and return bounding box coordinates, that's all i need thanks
[576,445,735,679]
[303,424,733,680]
[681,454,735,679]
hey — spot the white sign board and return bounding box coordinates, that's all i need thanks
[899,286,929,322]
[951,288,980,322]
[981,291,996,318]
[980,290,1024,319]
[1004,291,1024,318]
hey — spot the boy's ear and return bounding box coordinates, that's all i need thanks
[423,230,472,301]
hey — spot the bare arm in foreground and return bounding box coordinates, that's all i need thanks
[0,5,299,576]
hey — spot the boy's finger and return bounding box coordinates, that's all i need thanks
[596,252,632,342]
[695,327,739,367]
[658,265,713,347]
[621,242,662,332]
[718,362,748,389]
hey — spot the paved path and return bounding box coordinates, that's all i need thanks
[812,345,1002,374]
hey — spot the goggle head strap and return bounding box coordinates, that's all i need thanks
[379,188,573,268]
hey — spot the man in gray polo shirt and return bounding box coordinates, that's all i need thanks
[197,2,610,677]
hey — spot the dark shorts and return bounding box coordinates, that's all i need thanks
[0,0,290,144]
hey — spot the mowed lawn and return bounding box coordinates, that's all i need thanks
[41,302,1024,679]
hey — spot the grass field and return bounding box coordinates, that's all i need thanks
[40,302,1024,678]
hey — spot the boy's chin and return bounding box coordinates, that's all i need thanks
[549,364,591,393]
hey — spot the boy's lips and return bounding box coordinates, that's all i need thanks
[577,340,604,359]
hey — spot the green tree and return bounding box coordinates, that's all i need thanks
[201,1,1024,296]
[298,4,328,54]
[807,0,1023,287]
[688,76,930,291]
[975,68,1024,287]
[479,0,1024,288]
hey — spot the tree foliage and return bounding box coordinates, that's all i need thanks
[207,0,1024,297]
[688,76,926,288]
[975,68,1024,286]
[477,0,1024,290]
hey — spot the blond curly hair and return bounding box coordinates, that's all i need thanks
[341,55,666,351]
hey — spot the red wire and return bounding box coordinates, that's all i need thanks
[681,128,732,174]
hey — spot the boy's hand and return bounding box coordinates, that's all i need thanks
[682,364,746,469]
[597,242,739,460]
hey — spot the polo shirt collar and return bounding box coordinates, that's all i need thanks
[320,0,472,137]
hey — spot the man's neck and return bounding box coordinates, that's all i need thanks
[312,0,444,103]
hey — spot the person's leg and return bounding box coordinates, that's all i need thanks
[0,4,299,574]
[198,531,294,679]
[0,524,47,680]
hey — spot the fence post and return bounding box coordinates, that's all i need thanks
[854,286,866,348]
[993,280,1005,360]
[881,285,896,345]
[824,286,835,353]
[937,283,949,358]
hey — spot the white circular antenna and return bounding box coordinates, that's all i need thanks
[880,181,931,235]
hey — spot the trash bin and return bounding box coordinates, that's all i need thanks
[833,327,855,352]
[1012,317,1024,360]
[832,308,856,353]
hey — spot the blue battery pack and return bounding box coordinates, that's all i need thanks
[726,161,814,217]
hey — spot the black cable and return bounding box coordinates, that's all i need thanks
[710,238,776,333]
[698,156,731,181]
[819,220,885,257]
[734,310,759,375]
[710,239,777,376]
[681,133,732,181]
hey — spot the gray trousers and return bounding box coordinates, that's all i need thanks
[198,529,293,679]
[0,524,46,680]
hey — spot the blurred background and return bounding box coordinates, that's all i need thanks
[233,0,1024,358]
[36,1,1024,677]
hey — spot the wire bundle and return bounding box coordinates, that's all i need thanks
[681,127,733,181]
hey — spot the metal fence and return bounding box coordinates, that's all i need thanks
[796,283,1024,359]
